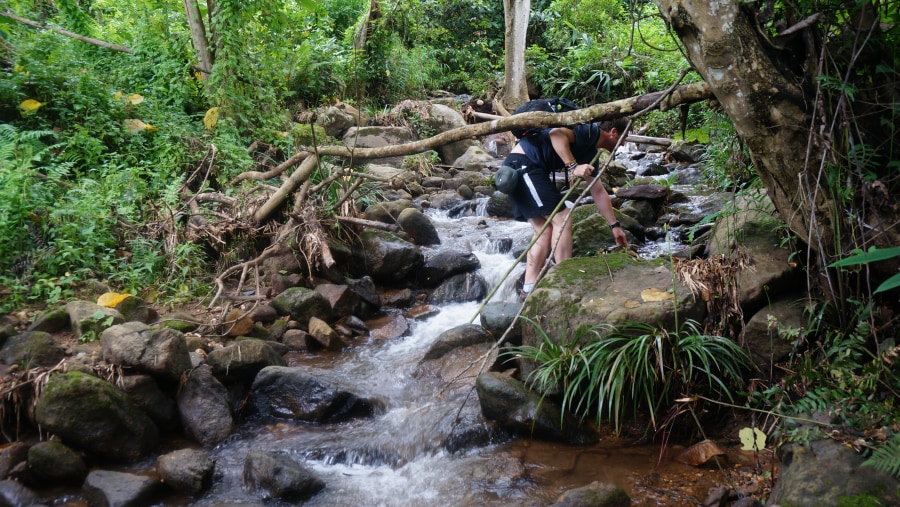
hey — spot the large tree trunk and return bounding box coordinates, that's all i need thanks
[183,0,213,79]
[502,0,531,110]
[653,0,900,279]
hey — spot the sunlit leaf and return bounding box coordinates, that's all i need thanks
[19,99,44,112]
[641,287,673,302]
[624,299,641,308]
[203,107,219,129]
[739,427,766,451]
[675,439,726,466]
[97,292,131,308]
[126,93,144,105]
[124,119,156,133]
[113,91,124,99]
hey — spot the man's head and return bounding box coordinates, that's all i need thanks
[595,118,629,151]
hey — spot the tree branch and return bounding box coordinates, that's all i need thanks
[1,11,133,53]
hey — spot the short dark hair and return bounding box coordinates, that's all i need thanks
[598,118,629,135]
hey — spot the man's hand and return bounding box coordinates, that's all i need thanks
[612,227,627,247]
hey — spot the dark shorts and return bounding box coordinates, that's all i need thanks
[503,153,563,222]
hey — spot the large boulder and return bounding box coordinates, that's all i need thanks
[475,372,598,445]
[316,102,368,137]
[206,339,286,383]
[397,207,440,246]
[34,371,160,461]
[64,300,125,341]
[176,364,234,447]
[270,287,333,326]
[428,272,488,304]
[349,229,423,284]
[157,448,215,495]
[101,322,193,383]
[243,449,325,501]
[417,248,482,287]
[119,374,180,433]
[341,126,418,168]
[424,103,481,164]
[250,366,382,422]
[0,331,66,367]
[26,440,88,485]
[742,296,805,378]
[521,254,705,349]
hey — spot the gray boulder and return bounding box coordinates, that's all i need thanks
[349,229,423,284]
[65,300,125,341]
[425,103,481,164]
[475,372,598,445]
[422,323,492,361]
[34,371,159,460]
[0,479,41,507]
[83,470,162,507]
[0,330,66,367]
[417,248,481,288]
[250,366,382,422]
[119,374,180,432]
[742,296,804,379]
[479,302,523,345]
[177,364,234,447]
[270,286,333,326]
[27,440,87,485]
[342,126,418,168]
[363,198,414,224]
[397,207,440,246]
[157,448,215,495]
[243,449,325,501]
[101,322,193,383]
[27,307,69,333]
[206,339,286,382]
[452,145,495,171]
[429,272,488,304]
[316,102,368,137]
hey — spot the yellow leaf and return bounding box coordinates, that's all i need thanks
[113,91,124,99]
[624,299,641,308]
[203,107,219,129]
[19,99,44,112]
[126,93,144,105]
[675,439,726,466]
[124,119,149,133]
[641,287,674,302]
[739,427,767,451]
[97,292,132,308]
[13,65,24,73]
[144,123,158,131]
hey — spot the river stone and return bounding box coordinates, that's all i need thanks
[250,366,382,422]
[34,371,160,460]
[177,364,234,447]
[417,248,481,287]
[27,440,87,485]
[397,207,440,246]
[157,311,203,333]
[65,300,125,341]
[206,339,286,382]
[100,322,192,383]
[429,272,488,304]
[0,330,66,367]
[243,449,325,501]
[452,145,495,171]
[223,308,254,337]
[0,442,29,480]
[83,470,162,507]
[0,479,41,507]
[550,481,630,507]
[112,295,158,324]
[742,297,804,378]
[479,302,523,345]
[769,438,900,506]
[157,448,215,495]
[422,323,492,361]
[119,374,180,432]
[364,314,409,340]
[315,283,367,319]
[349,229,423,284]
[475,372,598,445]
[27,307,69,333]
[485,191,515,219]
[270,287,333,326]
[571,211,641,255]
[306,316,347,351]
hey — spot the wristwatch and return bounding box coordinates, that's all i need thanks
[610,221,622,229]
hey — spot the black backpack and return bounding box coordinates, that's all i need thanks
[510,97,581,139]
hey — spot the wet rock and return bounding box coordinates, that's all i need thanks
[0,442,29,480]
[119,374,180,433]
[27,440,87,485]
[250,366,382,423]
[281,329,309,351]
[0,479,41,506]
[207,339,286,382]
[177,364,234,447]
[306,316,347,351]
[243,449,325,501]
[479,302,522,345]
[429,272,488,304]
[471,455,527,485]
[270,286,333,326]
[615,184,669,202]
[349,229,423,284]
[364,314,409,340]
[157,448,215,495]
[223,308,254,337]
[475,372,598,445]
[768,438,900,506]
[249,304,279,324]
[550,481,630,507]
[417,248,481,287]
[101,322,193,382]
[0,331,66,367]
[83,470,162,507]
[422,323,492,361]
[316,283,373,319]
[65,300,125,341]
[397,207,440,246]
[485,191,514,219]
[34,371,160,460]
[26,307,69,333]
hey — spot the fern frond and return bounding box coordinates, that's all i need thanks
[862,435,900,479]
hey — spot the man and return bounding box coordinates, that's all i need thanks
[500,119,629,298]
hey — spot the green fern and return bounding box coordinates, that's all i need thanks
[862,435,900,479]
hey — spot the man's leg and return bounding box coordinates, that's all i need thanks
[524,216,551,293]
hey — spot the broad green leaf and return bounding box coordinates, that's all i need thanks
[830,246,900,267]
[874,273,900,294]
